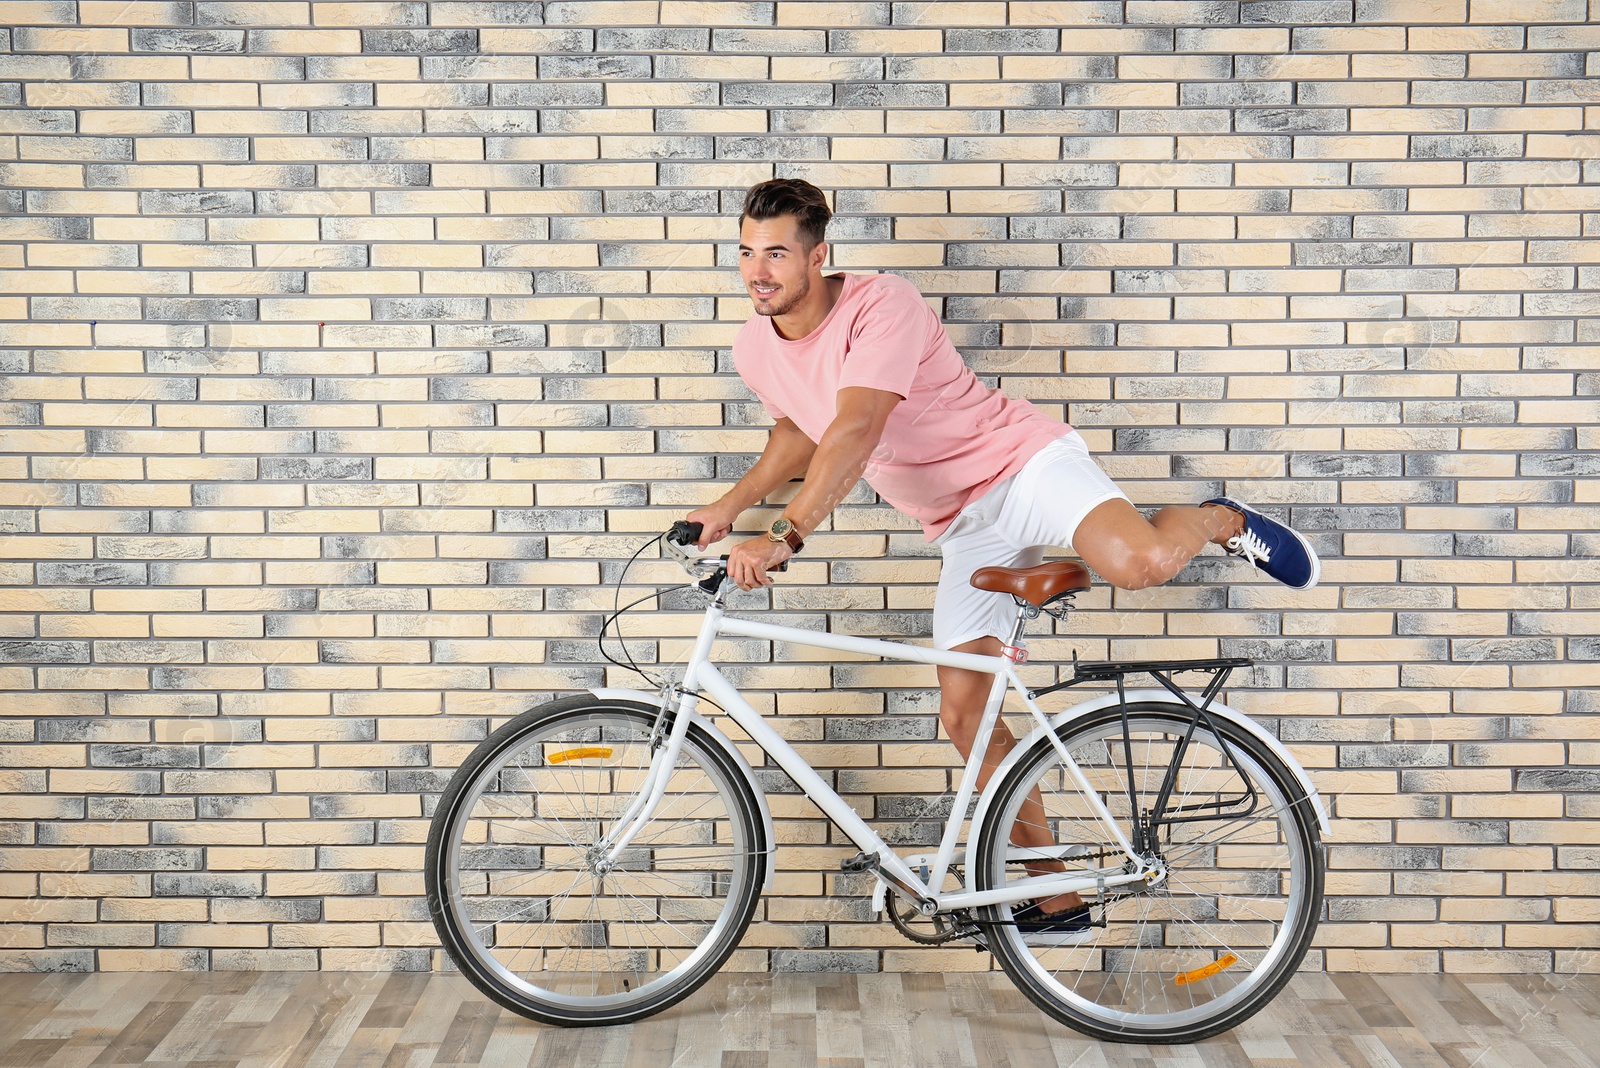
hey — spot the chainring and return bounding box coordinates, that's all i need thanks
[887,901,982,945]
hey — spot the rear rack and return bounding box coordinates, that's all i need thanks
[1026,653,1259,845]
[1067,655,1252,681]
[1028,655,1252,703]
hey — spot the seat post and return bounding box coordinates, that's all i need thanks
[1004,600,1034,654]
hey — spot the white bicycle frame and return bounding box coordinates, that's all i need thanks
[599,585,1158,914]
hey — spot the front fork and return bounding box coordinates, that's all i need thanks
[590,682,693,871]
[596,600,728,869]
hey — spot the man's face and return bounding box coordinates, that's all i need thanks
[738,215,823,318]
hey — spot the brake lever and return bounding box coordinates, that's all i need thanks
[664,536,695,568]
[696,555,787,577]
[664,523,786,575]
[664,520,703,571]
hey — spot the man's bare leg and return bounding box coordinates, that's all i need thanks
[937,638,1082,916]
[1071,498,1244,591]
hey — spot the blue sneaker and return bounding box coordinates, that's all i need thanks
[1008,901,1094,946]
[1204,497,1321,590]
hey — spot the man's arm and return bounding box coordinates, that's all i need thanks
[781,386,901,540]
[686,417,817,548]
[724,386,901,590]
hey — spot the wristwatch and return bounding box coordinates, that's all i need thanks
[766,516,804,553]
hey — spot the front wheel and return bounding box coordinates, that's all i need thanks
[425,696,767,1026]
[973,703,1324,1043]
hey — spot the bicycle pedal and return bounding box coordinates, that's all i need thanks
[839,850,876,874]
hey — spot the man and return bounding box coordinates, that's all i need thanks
[685,178,1319,936]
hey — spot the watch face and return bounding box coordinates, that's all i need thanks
[770,518,792,539]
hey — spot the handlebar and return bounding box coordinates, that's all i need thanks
[664,521,787,587]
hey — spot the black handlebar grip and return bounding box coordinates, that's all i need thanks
[668,520,703,546]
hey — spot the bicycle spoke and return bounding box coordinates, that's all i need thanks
[609,878,711,948]
[1159,813,1287,863]
[472,869,585,941]
[495,869,590,958]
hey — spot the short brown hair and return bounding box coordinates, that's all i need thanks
[738,178,832,252]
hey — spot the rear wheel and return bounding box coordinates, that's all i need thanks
[425,696,766,1026]
[973,703,1324,1043]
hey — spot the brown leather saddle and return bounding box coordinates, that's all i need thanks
[969,560,1091,607]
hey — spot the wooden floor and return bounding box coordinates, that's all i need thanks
[1,970,1597,1067]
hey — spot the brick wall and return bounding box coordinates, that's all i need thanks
[1,0,1597,975]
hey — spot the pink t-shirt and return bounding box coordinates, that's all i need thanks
[732,271,1073,540]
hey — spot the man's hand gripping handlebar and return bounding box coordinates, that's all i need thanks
[665,521,786,595]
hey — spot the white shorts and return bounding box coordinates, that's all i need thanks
[930,432,1130,651]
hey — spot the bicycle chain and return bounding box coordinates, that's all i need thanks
[885,849,1130,946]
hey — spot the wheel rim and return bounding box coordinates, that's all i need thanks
[986,712,1314,1033]
[439,710,757,1011]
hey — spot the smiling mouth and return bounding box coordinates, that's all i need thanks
[752,284,779,297]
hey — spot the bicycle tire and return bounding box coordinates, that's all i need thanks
[972,702,1324,1043]
[425,695,767,1026]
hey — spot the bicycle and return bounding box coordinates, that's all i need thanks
[425,522,1328,1043]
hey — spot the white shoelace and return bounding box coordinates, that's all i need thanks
[1226,528,1271,568]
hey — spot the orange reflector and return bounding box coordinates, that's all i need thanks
[1174,952,1240,986]
[548,747,613,764]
